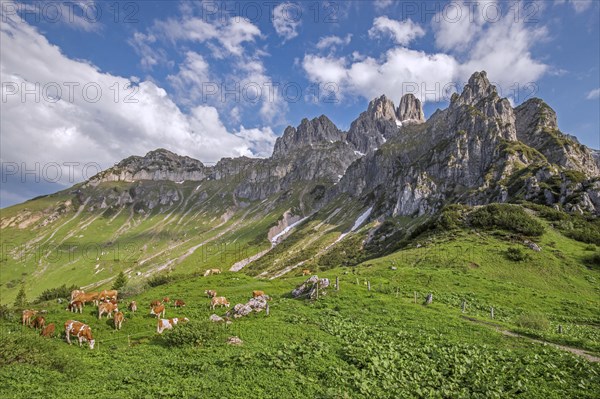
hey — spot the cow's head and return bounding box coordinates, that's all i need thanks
[88,339,95,349]
[182,317,189,323]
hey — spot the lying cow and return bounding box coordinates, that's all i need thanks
[156,317,189,334]
[98,302,119,319]
[40,323,55,337]
[203,268,221,277]
[302,269,311,276]
[163,297,170,304]
[67,301,83,313]
[204,290,217,298]
[128,301,137,312]
[32,316,46,330]
[64,320,95,349]
[114,311,124,330]
[150,304,166,318]
[210,296,230,310]
[174,299,186,308]
[252,290,265,298]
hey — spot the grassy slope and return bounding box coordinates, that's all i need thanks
[1,225,599,398]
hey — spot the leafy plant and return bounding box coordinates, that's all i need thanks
[13,284,27,309]
[515,312,550,331]
[469,204,544,236]
[112,271,128,291]
[505,247,529,262]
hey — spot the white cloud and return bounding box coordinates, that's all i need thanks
[586,88,600,100]
[316,34,352,51]
[368,17,425,46]
[374,0,394,10]
[272,2,302,41]
[556,0,593,12]
[0,13,277,194]
[166,51,211,105]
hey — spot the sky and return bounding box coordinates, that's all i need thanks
[1,0,599,207]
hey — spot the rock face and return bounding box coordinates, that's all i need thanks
[272,115,345,158]
[397,94,425,124]
[346,95,400,154]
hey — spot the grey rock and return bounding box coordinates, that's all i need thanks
[397,93,425,124]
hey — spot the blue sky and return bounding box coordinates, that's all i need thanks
[1,0,599,207]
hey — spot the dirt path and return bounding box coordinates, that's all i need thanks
[462,316,600,363]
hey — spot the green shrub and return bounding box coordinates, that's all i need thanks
[162,321,225,347]
[584,252,600,270]
[34,284,79,303]
[469,204,545,236]
[148,273,174,287]
[112,271,128,290]
[515,312,550,331]
[505,247,529,262]
[0,304,13,321]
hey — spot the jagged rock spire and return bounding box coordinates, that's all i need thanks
[396,94,425,124]
[272,115,344,158]
[366,95,397,122]
[453,71,497,106]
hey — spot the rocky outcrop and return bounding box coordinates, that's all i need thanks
[346,95,400,154]
[396,93,425,124]
[272,115,345,158]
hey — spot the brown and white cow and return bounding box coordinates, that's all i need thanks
[114,311,124,330]
[21,310,38,326]
[128,301,137,312]
[162,297,170,304]
[98,302,119,319]
[204,290,217,298]
[70,289,84,301]
[210,296,230,310]
[40,323,55,337]
[150,299,162,307]
[203,268,221,277]
[32,316,46,330]
[73,292,99,306]
[67,301,83,313]
[252,290,265,298]
[99,289,118,301]
[64,320,95,349]
[150,304,165,318]
[156,317,189,334]
[302,269,311,276]
[174,299,186,308]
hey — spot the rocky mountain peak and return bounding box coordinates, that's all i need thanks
[454,71,497,106]
[514,98,558,134]
[396,93,425,124]
[272,115,344,158]
[366,94,397,122]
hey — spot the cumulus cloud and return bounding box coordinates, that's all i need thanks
[0,13,277,200]
[272,2,302,41]
[368,17,425,46]
[316,34,353,51]
[374,0,394,10]
[586,88,600,100]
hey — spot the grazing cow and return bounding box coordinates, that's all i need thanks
[210,296,230,310]
[21,310,38,326]
[150,299,162,307]
[74,292,99,306]
[40,323,55,337]
[67,301,83,313]
[150,304,165,318]
[162,297,170,304]
[128,301,137,312]
[252,290,265,298]
[174,299,185,308]
[64,320,95,349]
[114,311,124,330]
[32,316,46,330]
[104,298,118,305]
[99,289,118,301]
[156,317,189,334]
[70,289,84,301]
[302,269,311,276]
[204,290,217,298]
[203,268,221,277]
[98,302,119,319]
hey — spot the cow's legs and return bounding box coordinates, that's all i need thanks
[66,331,71,345]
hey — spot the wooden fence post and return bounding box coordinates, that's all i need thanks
[490,307,494,319]
[316,282,319,300]
[367,281,371,291]
[356,278,359,286]
[128,335,131,347]
[461,301,466,313]
[414,291,417,304]
[336,276,339,291]
[558,325,563,334]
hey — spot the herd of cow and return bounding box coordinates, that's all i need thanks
[19,278,273,350]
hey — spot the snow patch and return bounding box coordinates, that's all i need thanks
[354,150,365,157]
[270,216,309,244]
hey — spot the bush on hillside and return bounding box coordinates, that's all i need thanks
[162,321,225,347]
[469,204,545,236]
[515,312,550,331]
[34,284,79,303]
[147,273,174,287]
[584,252,600,271]
[505,247,529,262]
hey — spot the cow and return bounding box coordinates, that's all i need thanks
[203,268,221,277]
[104,298,118,305]
[156,317,189,334]
[210,296,230,310]
[128,301,137,312]
[70,289,84,301]
[150,299,162,307]
[21,310,38,326]
[302,269,311,276]
[162,297,170,304]
[98,302,119,319]
[174,299,185,308]
[64,320,95,349]
[32,316,46,330]
[252,290,265,298]
[114,311,124,330]
[204,290,217,298]
[40,323,55,337]
[150,304,165,318]
[99,289,118,301]
[73,292,99,306]
[67,301,83,313]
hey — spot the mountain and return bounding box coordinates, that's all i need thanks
[1,71,599,302]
